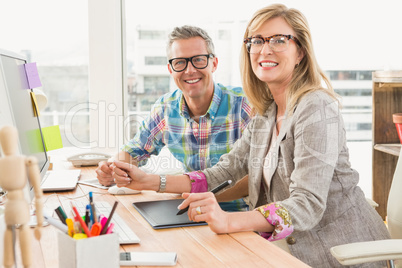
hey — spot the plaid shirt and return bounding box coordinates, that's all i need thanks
[121,83,253,172]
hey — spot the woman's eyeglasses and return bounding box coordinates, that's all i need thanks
[244,34,301,54]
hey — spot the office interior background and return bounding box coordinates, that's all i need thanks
[1,0,402,199]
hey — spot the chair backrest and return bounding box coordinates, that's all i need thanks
[387,149,402,239]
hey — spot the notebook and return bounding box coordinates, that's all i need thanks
[40,170,81,192]
[132,199,207,229]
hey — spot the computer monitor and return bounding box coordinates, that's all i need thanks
[0,49,49,200]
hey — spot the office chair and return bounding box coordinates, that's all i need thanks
[330,149,402,268]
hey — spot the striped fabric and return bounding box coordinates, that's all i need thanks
[121,83,253,172]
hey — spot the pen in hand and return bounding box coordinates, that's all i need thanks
[176,180,232,216]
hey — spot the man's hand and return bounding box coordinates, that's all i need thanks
[96,161,114,186]
[111,161,151,190]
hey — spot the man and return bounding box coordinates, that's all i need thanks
[96,25,252,204]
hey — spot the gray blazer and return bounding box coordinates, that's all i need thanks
[204,91,390,267]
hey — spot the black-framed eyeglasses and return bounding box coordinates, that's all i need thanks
[244,34,301,54]
[168,54,214,72]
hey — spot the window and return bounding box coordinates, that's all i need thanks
[1,0,89,147]
[218,30,231,40]
[139,30,165,40]
[334,88,372,96]
[329,70,373,81]
[358,71,372,80]
[145,56,167,65]
[144,76,170,95]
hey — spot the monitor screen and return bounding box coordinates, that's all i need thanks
[0,49,49,200]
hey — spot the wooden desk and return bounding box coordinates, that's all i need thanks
[24,156,309,268]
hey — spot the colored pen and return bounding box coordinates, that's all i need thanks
[71,203,92,237]
[85,204,91,227]
[100,201,118,235]
[89,192,98,223]
[176,180,233,215]
[43,212,68,233]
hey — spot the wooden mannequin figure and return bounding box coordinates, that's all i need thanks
[0,126,43,268]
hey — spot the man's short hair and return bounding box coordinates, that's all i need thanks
[166,25,215,58]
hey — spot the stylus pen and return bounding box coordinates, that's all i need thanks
[176,180,232,215]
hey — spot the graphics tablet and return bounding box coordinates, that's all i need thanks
[132,199,207,229]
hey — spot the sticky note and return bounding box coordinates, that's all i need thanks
[24,62,42,89]
[26,129,45,154]
[42,125,63,151]
[30,91,40,117]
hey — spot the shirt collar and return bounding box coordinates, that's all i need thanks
[179,83,222,120]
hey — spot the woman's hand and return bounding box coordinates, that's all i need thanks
[179,192,230,234]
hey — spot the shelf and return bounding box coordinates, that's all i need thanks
[372,71,402,219]
[374,143,401,156]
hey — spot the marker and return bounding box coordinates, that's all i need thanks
[73,233,88,240]
[90,222,102,236]
[54,208,67,225]
[56,206,68,223]
[105,223,115,234]
[100,215,108,229]
[176,180,233,215]
[66,218,75,237]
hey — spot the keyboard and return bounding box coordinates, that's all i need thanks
[74,201,140,244]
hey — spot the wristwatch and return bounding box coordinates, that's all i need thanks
[158,175,167,193]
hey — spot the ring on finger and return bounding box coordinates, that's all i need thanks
[196,206,202,215]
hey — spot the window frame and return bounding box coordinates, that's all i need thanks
[88,0,127,150]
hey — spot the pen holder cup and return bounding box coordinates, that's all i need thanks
[393,113,402,144]
[0,213,5,264]
[58,232,119,268]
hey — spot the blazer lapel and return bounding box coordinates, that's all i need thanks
[248,104,276,208]
[263,110,292,190]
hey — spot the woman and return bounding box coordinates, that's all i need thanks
[112,4,390,267]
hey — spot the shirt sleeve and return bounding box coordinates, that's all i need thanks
[255,202,294,241]
[240,97,254,133]
[185,171,208,193]
[120,100,166,166]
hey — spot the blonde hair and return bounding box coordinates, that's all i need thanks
[240,4,338,115]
